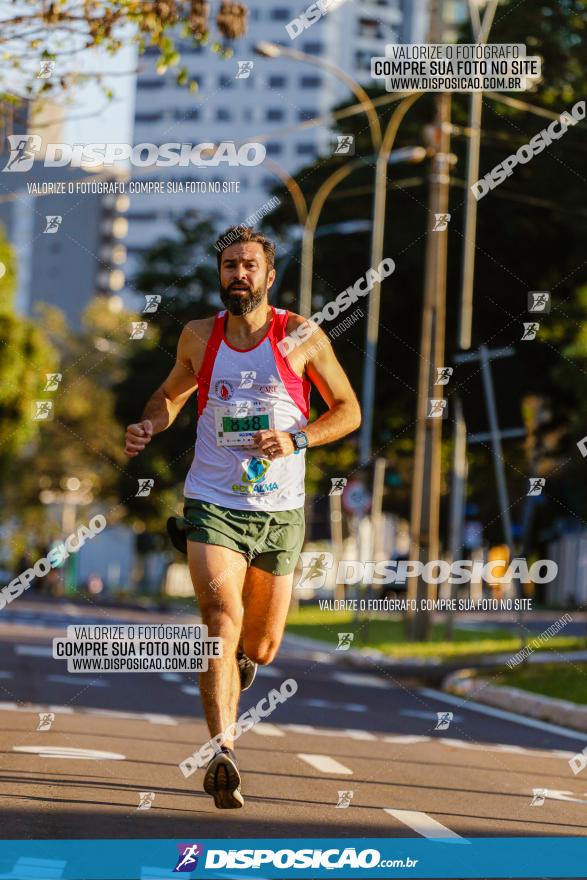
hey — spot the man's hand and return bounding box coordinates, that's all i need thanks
[253,429,295,459]
[125,420,153,457]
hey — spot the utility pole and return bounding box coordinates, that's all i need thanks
[407,0,451,641]
[444,0,499,638]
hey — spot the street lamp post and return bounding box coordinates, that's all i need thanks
[255,42,424,466]
[255,42,382,153]
[359,94,423,466]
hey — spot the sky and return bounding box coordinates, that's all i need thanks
[61,40,137,146]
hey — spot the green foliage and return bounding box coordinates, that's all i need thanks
[267,0,587,541]
[0,229,58,484]
[1,0,248,109]
[3,298,131,561]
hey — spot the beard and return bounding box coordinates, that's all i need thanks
[219,278,267,316]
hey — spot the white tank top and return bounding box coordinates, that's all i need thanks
[184,307,310,511]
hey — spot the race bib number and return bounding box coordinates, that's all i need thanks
[214,401,275,447]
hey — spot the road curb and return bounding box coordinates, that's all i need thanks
[284,631,459,683]
[444,668,587,733]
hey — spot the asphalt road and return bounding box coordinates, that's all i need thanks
[1,597,587,842]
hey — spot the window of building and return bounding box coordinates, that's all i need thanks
[135,112,163,123]
[355,50,373,71]
[216,107,232,121]
[138,79,164,89]
[218,74,234,88]
[268,74,287,88]
[298,108,319,121]
[270,8,290,20]
[266,142,283,156]
[302,42,324,54]
[266,108,285,122]
[126,212,158,222]
[296,143,315,155]
[300,75,322,88]
[358,17,384,38]
[174,108,200,120]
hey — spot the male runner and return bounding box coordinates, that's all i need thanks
[124,227,361,808]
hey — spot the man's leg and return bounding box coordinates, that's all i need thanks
[241,566,294,666]
[187,541,247,748]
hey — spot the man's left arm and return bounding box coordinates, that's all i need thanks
[254,326,361,457]
[303,328,361,447]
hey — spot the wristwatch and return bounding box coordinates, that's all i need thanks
[291,431,309,451]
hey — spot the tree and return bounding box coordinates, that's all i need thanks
[1,1,249,115]
[0,225,58,486]
[4,296,131,563]
[264,0,587,542]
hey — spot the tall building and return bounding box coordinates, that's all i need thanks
[0,102,129,328]
[0,165,128,328]
[125,0,407,282]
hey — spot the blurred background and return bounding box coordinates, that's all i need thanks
[0,0,586,657]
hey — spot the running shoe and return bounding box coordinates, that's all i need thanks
[237,650,258,691]
[203,746,244,809]
[166,516,187,555]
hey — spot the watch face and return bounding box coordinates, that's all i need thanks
[295,432,308,449]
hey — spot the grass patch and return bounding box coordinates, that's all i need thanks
[286,607,587,660]
[493,663,587,705]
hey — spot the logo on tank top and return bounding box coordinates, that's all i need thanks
[232,457,279,496]
[257,383,279,394]
[214,379,234,400]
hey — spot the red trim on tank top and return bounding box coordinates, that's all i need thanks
[221,307,275,352]
[197,313,225,417]
[270,309,311,419]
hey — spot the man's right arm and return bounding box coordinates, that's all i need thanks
[124,319,211,457]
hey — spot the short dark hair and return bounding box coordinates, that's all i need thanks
[215,226,276,272]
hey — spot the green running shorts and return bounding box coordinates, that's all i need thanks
[182,498,305,576]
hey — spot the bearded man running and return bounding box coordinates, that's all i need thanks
[124,226,361,808]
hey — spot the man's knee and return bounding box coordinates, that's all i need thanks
[242,636,279,666]
[200,604,240,641]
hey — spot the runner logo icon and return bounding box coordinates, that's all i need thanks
[174,843,204,872]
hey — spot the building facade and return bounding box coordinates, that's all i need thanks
[125,0,407,280]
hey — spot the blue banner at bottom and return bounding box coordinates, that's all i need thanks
[0,838,586,879]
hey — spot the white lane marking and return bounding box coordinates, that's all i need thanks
[401,709,463,722]
[298,753,353,775]
[47,675,108,688]
[255,666,282,678]
[88,708,177,726]
[285,724,376,741]
[333,672,390,689]
[15,645,52,657]
[303,698,368,712]
[181,685,199,696]
[419,686,587,742]
[0,702,176,725]
[383,735,432,745]
[250,723,285,736]
[161,673,182,683]
[13,745,126,760]
[543,789,587,805]
[384,809,469,843]
[310,652,334,663]
[143,714,177,726]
